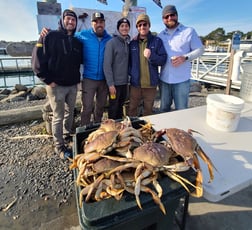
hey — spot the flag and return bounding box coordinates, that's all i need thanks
[153,0,162,8]
[97,0,108,5]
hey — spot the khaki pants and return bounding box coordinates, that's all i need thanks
[128,86,157,117]
[46,84,77,149]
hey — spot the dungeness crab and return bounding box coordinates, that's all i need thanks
[154,128,218,197]
[103,142,197,214]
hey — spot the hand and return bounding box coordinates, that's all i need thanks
[77,82,82,91]
[171,56,186,67]
[49,82,57,88]
[109,85,116,95]
[40,27,50,37]
[143,48,151,59]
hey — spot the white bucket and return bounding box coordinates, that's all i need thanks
[206,94,244,132]
[240,63,252,102]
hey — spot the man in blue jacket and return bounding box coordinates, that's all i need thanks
[75,12,112,126]
[128,14,167,116]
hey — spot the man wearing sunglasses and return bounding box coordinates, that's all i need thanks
[128,14,167,116]
[158,5,204,112]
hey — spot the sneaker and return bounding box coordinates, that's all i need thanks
[64,135,73,147]
[55,146,73,160]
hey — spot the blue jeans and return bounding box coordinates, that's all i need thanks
[159,80,190,112]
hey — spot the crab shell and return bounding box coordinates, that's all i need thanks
[86,119,123,143]
[84,130,119,154]
[163,128,199,160]
[133,142,173,167]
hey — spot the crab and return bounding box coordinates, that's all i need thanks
[103,142,196,214]
[85,119,123,143]
[132,142,198,211]
[82,126,144,161]
[154,128,218,197]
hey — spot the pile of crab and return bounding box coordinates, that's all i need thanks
[70,117,217,215]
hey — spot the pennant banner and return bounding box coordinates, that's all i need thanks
[97,0,108,5]
[153,0,162,8]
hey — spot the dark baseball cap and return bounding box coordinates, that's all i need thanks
[91,12,105,21]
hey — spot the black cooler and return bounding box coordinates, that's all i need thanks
[73,119,196,230]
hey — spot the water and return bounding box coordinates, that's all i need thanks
[0,54,41,89]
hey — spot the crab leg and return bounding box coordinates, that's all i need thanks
[85,174,105,203]
[164,170,201,195]
[141,174,163,198]
[105,162,140,176]
[191,155,203,197]
[134,163,154,209]
[196,145,218,183]
[163,161,190,172]
[140,185,166,215]
[76,162,88,186]
[79,186,90,207]
[69,154,83,170]
[95,179,111,201]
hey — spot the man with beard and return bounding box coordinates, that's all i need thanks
[32,9,83,160]
[103,18,131,120]
[158,5,204,112]
[75,12,112,125]
[128,14,167,116]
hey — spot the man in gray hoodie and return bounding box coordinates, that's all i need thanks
[103,18,131,120]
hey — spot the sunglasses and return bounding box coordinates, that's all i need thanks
[137,22,148,28]
[163,13,176,19]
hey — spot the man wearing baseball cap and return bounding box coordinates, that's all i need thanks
[75,12,112,125]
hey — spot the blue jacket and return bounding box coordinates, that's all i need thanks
[129,32,167,87]
[75,29,112,80]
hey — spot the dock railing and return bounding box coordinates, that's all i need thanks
[0,56,37,89]
[191,51,252,89]
[1,52,252,89]
[0,56,33,73]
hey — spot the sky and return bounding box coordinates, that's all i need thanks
[1,0,252,42]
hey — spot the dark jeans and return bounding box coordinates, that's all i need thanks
[81,78,108,126]
[128,86,157,117]
[108,84,128,120]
